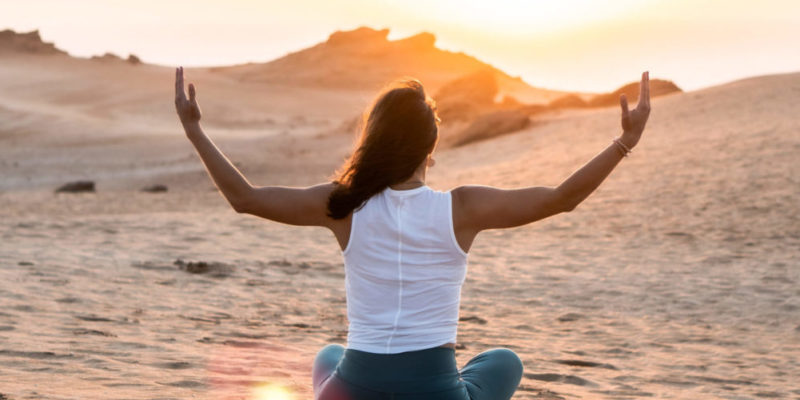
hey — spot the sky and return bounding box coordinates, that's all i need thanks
[1,0,799,92]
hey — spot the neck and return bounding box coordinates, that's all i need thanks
[389,161,428,190]
[389,170,426,190]
[389,178,425,190]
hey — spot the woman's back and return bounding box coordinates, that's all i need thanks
[343,185,468,354]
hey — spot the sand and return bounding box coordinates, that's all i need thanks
[1,30,799,399]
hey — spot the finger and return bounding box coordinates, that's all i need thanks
[639,71,649,108]
[620,94,630,116]
[175,68,182,101]
[176,67,187,102]
[188,83,196,103]
[638,71,646,106]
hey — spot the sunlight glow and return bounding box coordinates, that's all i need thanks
[251,383,294,400]
[416,0,651,35]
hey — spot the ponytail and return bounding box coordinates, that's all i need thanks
[327,79,439,219]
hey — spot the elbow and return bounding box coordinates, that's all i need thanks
[558,193,580,213]
[551,187,577,213]
[230,196,251,214]
[229,186,255,214]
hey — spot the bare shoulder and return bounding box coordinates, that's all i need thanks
[451,184,567,231]
[451,185,503,210]
[450,185,501,232]
[239,181,341,227]
[451,184,496,197]
[308,181,339,197]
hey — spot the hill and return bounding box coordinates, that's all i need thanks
[212,26,566,104]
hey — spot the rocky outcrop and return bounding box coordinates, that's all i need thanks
[452,109,531,147]
[434,69,499,123]
[588,79,682,107]
[126,54,142,65]
[0,29,66,55]
[91,52,123,61]
[213,26,552,97]
[434,71,682,147]
[326,27,390,46]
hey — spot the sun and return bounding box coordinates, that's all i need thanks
[251,383,294,400]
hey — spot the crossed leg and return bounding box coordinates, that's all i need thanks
[313,343,345,393]
[312,345,523,400]
[460,348,524,400]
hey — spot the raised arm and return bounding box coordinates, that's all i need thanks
[174,67,335,228]
[453,72,651,246]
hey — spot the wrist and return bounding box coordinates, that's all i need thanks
[611,137,631,157]
[618,132,638,149]
[182,121,202,137]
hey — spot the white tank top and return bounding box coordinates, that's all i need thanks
[341,185,469,354]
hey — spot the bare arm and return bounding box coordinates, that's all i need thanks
[454,72,651,236]
[174,67,334,227]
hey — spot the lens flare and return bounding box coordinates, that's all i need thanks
[251,383,294,400]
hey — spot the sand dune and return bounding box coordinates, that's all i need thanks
[1,27,799,400]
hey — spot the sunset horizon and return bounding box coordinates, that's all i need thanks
[2,0,799,92]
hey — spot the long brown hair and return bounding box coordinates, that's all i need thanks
[327,79,440,220]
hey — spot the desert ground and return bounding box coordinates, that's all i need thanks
[1,28,799,399]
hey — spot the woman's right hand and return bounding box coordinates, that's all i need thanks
[174,66,202,128]
[619,71,651,149]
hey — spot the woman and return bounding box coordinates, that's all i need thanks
[174,67,651,399]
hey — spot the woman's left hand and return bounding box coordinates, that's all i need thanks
[619,71,651,149]
[174,66,202,128]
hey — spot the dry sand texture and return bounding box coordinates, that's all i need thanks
[1,28,799,399]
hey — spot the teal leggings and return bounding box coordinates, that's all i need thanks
[313,344,523,400]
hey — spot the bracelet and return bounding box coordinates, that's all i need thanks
[612,138,631,157]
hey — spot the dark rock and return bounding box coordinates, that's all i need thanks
[174,259,234,278]
[127,54,141,65]
[74,315,114,322]
[557,313,585,322]
[153,361,192,370]
[141,184,168,193]
[459,315,488,325]
[555,359,617,370]
[55,180,95,193]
